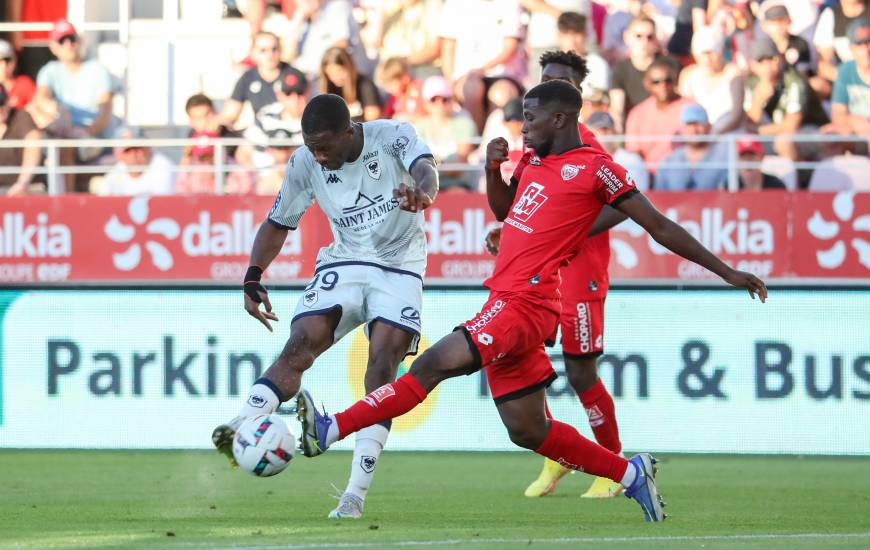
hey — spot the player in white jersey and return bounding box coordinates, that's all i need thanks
[211,94,439,519]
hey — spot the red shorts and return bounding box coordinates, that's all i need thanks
[559,298,605,357]
[460,291,560,403]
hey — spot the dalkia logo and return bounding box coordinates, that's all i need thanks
[806,192,870,270]
[0,213,71,258]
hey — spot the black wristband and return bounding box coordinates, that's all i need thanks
[244,265,263,283]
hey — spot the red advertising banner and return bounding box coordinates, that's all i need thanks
[0,192,868,283]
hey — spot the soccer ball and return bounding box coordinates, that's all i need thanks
[232,414,295,477]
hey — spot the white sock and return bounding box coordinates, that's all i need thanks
[620,462,638,489]
[325,414,340,446]
[344,424,390,500]
[237,381,281,418]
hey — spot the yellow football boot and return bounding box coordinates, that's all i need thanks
[524,458,571,497]
[580,476,624,499]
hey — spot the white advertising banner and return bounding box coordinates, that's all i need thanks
[0,289,867,454]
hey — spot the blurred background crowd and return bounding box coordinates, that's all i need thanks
[0,0,868,196]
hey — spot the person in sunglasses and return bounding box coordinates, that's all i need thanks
[624,59,693,175]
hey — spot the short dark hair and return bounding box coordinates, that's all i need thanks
[538,50,589,86]
[185,93,213,114]
[557,12,587,34]
[645,58,678,80]
[524,79,582,114]
[301,93,352,134]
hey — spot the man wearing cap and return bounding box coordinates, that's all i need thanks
[825,18,870,139]
[414,75,478,191]
[744,37,829,161]
[586,111,650,191]
[736,139,787,191]
[761,3,813,79]
[625,58,693,173]
[96,126,175,196]
[656,104,729,191]
[0,39,35,109]
[220,32,305,133]
[0,83,42,196]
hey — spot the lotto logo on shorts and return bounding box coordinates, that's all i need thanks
[477,333,493,346]
[575,303,592,353]
[363,384,396,408]
[466,300,505,334]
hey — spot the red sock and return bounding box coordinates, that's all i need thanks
[535,419,628,481]
[334,373,428,439]
[578,379,622,454]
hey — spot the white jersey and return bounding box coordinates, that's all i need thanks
[268,120,434,275]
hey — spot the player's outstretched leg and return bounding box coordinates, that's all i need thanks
[498,389,666,522]
[298,330,478,457]
[212,312,339,467]
[565,355,624,499]
[524,402,569,497]
[328,322,411,519]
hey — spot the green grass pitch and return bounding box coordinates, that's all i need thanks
[0,451,868,549]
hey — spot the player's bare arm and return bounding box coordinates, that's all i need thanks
[588,205,628,237]
[395,156,439,212]
[615,192,768,302]
[485,137,518,221]
[243,220,287,331]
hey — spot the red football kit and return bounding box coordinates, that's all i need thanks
[461,145,637,403]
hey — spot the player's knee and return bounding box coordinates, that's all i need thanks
[565,357,598,394]
[506,423,546,450]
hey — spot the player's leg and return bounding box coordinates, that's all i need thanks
[296,328,478,456]
[331,321,414,519]
[212,310,342,465]
[495,383,666,522]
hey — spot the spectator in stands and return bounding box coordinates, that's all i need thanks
[602,0,644,61]
[478,97,524,160]
[586,110,650,191]
[379,57,425,121]
[824,18,870,140]
[814,0,868,89]
[656,104,729,191]
[414,75,478,192]
[368,0,443,79]
[760,4,813,79]
[668,0,708,60]
[0,40,35,108]
[318,47,382,122]
[736,138,787,190]
[256,127,299,195]
[556,12,610,95]
[176,94,255,195]
[220,32,301,132]
[523,0,593,80]
[809,137,870,191]
[0,83,42,196]
[610,15,680,131]
[580,87,611,124]
[678,27,744,134]
[95,126,175,196]
[625,59,693,173]
[29,20,118,191]
[744,37,830,161]
[438,0,525,132]
[286,0,366,78]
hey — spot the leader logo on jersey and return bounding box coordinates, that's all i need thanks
[512,182,548,222]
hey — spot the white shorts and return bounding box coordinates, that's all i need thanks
[292,262,423,356]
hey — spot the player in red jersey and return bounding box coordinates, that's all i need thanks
[487,50,629,499]
[296,80,767,523]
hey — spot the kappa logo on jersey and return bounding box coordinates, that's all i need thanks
[366,159,381,180]
[303,290,318,307]
[269,191,282,217]
[400,306,421,326]
[360,456,377,473]
[530,155,541,166]
[363,384,397,407]
[561,164,584,181]
[512,182,548,222]
[325,173,342,184]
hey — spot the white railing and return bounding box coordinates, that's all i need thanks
[0,134,867,195]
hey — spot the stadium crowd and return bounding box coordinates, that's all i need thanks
[1,0,868,196]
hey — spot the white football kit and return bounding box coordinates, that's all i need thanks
[268,120,434,354]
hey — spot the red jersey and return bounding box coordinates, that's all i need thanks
[511,123,613,301]
[484,145,637,301]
